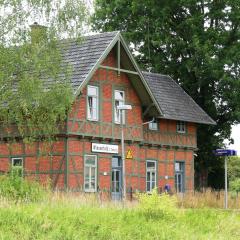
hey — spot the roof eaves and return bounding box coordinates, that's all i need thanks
[74,31,120,97]
[157,115,216,125]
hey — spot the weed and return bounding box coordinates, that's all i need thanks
[0,173,49,203]
[137,188,178,219]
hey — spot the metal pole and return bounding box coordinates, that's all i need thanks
[121,110,126,201]
[224,156,228,209]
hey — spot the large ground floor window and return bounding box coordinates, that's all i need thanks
[146,160,157,192]
[84,155,97,192]
[175,161,185,193]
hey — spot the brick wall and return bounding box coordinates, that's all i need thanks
[67,138,194,194]
[0,140,66,189]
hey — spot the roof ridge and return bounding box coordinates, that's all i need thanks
[142,71,169,78]
[59,31,120,45]
[83,31,120,37]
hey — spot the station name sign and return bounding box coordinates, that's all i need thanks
[213,149,237,156]
[92,143,118,154]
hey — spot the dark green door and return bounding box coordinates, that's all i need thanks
[111,156,122,200]
[175,161,185,193]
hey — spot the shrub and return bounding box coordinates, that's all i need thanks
[0,173,49,203]
[230,179,240,193]
[137,188,178,219]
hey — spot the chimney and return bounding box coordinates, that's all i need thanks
[30,22,47,44]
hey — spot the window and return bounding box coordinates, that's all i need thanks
[114,90,125,124]
[148,120,158,130]
[112,156,122,168]
[146,160,157,192]
[84,155,97,192]
[87,85,99,121]
[175,161,185,193]
[177,121,186,133]
[11,158,23,177]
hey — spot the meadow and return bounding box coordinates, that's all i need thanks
[0,175,240,240]
[0,192,240,239]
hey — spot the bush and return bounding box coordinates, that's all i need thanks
[0,173,49,203]
[230,178,240,193]
[137,188,178,219]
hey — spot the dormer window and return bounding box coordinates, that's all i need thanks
[177,121,186,133]
[148,120,158,130]
[114,90,125,124]
[87,85,99,121]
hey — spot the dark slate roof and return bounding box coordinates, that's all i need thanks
[143,72,216,125]
[61,31,119,93]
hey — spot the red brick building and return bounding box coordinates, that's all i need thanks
[0,32,215,199]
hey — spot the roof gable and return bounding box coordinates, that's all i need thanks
[62,32,162,116]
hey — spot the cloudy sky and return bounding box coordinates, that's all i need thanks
[229,125,240,153]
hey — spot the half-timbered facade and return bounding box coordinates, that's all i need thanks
[0,31,215,199]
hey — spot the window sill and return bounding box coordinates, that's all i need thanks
[148,128,158,131]
[87,119,99,122]
[84,189,97,193]
[114,123,126,126]
[177,131,186,134]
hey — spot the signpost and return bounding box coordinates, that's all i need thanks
[213,149,237,209]
[117,104,132,201]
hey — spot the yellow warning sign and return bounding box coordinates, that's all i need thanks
[126,149,133,159]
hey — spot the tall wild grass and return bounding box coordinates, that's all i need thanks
[0,187,240,239]
[177,188,240,209]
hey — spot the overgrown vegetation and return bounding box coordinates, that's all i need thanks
[177,188,240,209]
[0,172,49,203]
[0,192,240,239]
[229,156,240,194]
[137,188,178,219]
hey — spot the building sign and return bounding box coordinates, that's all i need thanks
[213,149,237,156]
[92,143,118,154]
[126,149,133,159]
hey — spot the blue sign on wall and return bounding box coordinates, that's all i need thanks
[213,149,237,156]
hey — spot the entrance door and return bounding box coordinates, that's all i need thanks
[111,156,122,200]
[175,161,185,193]
[175,173,183,193]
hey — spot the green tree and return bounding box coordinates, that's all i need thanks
[92,0,240,188]
[0,0,88,142]
[228,156,240,181]
[228,156,240,193]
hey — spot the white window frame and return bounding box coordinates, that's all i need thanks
[146,160,157,193]
[11,157,23,177]
[87,85,99,121]
[177,121,186,133]
[148,121,158,131]
[114,90,125,124]
[84,155,97,192]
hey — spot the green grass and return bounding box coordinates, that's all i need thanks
[0,199,240,240]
